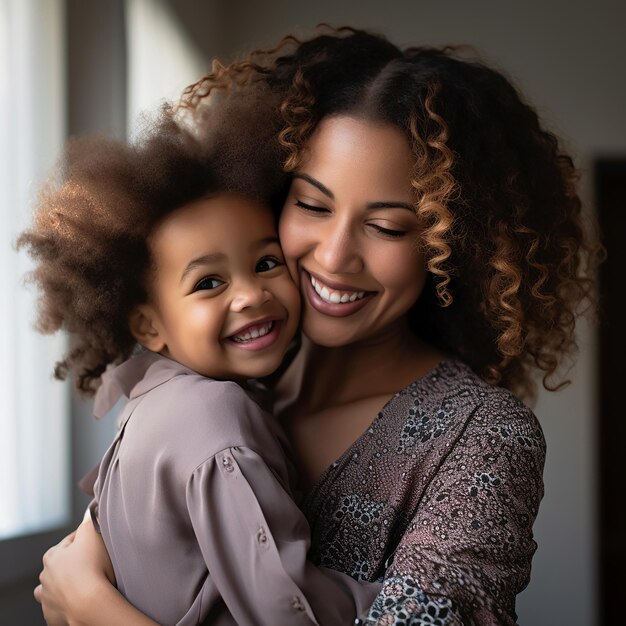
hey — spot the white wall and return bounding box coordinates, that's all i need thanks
[210,2,624,624]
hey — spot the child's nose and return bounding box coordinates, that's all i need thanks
[230,279,272,312]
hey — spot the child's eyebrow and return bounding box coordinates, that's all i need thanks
[180,253,226,283]
[179,237,279,284]
[255,236,280,247]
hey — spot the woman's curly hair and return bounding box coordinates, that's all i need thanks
[18,100,285,394]
[180,26,603,401]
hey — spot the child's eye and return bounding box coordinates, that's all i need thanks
[256,256,282,273]
[193,276,225,291]
[295,200,329,213]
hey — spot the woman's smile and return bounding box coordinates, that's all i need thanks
[303,270,374,317]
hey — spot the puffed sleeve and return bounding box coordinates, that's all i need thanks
[360,396,546,625]
[186,446,381,626]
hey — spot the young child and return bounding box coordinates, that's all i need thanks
[19,112,380,625]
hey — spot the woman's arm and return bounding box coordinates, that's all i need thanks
[34,518,160,626]
[360,395,546,625]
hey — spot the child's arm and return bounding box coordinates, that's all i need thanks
[187,445,381,626]
[35,518,161,626]
[34,454,378,626]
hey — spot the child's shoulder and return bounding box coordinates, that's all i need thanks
[144,372,278,460]
[163,373,264,419]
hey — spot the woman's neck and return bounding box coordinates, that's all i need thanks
[293,320,444,414]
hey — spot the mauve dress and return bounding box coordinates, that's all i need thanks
[302,359,546,626]
[87,352,544,625]
[85,351,380,626]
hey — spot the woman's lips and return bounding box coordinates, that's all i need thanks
[302,271,374,317]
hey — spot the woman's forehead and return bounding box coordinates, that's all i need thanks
[298,116,413,197]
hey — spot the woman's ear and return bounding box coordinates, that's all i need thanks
[128,305,166,353]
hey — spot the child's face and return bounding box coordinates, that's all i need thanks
[133,193,300,381]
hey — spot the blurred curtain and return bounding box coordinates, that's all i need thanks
[125,0,207,136]
[0,0,69,540]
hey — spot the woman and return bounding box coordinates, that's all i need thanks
[35,27,600,625]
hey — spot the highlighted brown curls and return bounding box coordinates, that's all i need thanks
[174,26,603,401]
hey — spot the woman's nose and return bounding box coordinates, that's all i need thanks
[230,279,272,312]
[314,223,363,274]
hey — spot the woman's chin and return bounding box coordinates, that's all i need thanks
[301,319,361,349]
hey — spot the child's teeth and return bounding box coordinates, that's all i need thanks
[232,322,273,343]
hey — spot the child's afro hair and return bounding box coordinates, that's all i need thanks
[18,92,288,394]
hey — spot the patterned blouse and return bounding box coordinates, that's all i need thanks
[300,359,545,626]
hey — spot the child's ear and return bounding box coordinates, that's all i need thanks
[128,305,165,353]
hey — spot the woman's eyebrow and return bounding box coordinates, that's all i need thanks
[294,173,414,212]
[367,201,415,212]
[292,173,334,199]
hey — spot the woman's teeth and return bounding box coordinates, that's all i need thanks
[310,275,365,304]
[232,321,273,343]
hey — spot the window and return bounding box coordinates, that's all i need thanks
[0,0,208,572]
[125,0,207,137]
[0,0,69,542]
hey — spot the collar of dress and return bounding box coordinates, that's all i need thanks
[93,351,196,420]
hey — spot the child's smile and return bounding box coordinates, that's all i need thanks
[226,318,284,350]
[130,193,300,381]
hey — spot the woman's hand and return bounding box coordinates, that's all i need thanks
[34,518,115,626]
[33,517,160,626]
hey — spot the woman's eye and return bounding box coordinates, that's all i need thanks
[193,276,225,291]
[256,256,282,273]
[295,199,329,213]
[369,224,408,238]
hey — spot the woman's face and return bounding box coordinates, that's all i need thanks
[279,116,427,348]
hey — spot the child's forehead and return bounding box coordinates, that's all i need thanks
[157,193,275,233]
[149,193,279,260]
